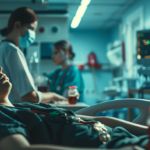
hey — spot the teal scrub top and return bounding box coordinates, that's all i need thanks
[47,65,85,102]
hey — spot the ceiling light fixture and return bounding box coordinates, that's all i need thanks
[81,0,91,6]
[71,0,91,29]
[71,17,81,28]
[75,5,87,18]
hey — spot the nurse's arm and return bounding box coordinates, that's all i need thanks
[0,133,121,150]
[22,91,67,103]
[22,90,39,103]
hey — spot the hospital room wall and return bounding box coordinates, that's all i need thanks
[122,0,150,30]
[109,25,120,44]
[110,0,150,47]
[69,29,113,105]
[107,0,150,96]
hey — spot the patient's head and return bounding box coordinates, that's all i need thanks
[0,67,12,100]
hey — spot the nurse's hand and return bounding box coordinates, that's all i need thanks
[0,67,12,100]
[41,92,67,103]
[51,93,67,102]
[77,92,80,100]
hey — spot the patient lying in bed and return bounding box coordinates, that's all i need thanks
[0,67,149,150]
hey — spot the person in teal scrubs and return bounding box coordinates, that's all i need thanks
[47,40,85,102]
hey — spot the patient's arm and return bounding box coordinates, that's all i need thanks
[0,134,30,150]
[76,115,148,136]
[0,134,103,150]
[0,133,135,150]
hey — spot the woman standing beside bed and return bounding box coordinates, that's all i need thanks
[0,7,66,104]
[0,67,148,150]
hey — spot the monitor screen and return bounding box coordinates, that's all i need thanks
[137,30,150,60]
[40,42,53,59]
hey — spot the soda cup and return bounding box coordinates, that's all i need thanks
[68,86,78,105]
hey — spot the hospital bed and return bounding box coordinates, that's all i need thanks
[2,98,149,150]
[75,98,150,126]
[70,98,149,149]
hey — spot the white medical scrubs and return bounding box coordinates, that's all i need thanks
[0,41,42,103]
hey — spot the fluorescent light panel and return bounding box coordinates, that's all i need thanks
[71,0,91,28]
[71,17,81,28]
[75,5,87,18]
[81,0,91,6]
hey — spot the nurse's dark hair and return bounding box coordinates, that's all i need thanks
[54,40,75,60]
[0,7,37,36]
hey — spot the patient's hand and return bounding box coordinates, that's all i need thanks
[0,67,12,100]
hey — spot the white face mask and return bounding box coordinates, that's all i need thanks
[61,51,70,65]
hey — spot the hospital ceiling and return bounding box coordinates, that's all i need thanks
[0,0,138,30]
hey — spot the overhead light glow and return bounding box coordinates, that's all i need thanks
[81,0,91,6]
[71,0,91,28]
[71,16,81,28]
[71,17,81,28]
[75,5,87,18]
